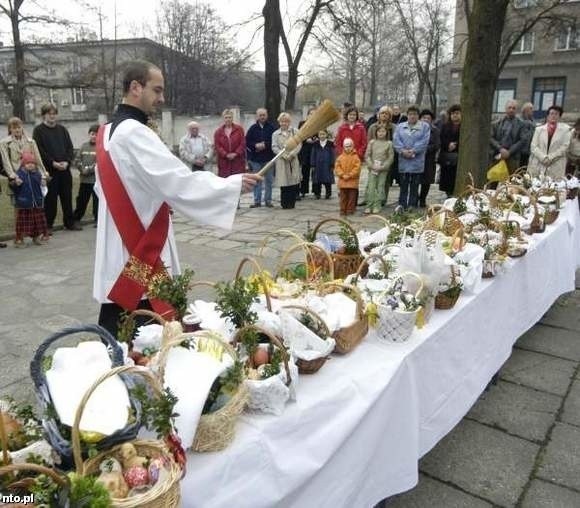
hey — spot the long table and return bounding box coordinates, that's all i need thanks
[183,200,580,508]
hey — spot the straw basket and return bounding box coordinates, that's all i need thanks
[76,366,182,508]
[318,282,368,354]
[435,267,462,310]
[357,214,391,254]
[499,183,544,234]
[375,272,423,343]
[312,218,365,279]
[423,205,463,236]
[235,256,274,310]
[157,331,249,453]
[565,174,579,199]
[278,304,332,374]
[276,241,335,284]
[29,324,142,469]
[535,188,560,225]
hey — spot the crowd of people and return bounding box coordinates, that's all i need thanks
[1,96,580,248]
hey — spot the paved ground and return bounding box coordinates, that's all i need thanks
[1,183,579,507]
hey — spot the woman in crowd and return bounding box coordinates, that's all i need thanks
[528,105,571,179]
[567,118,580,175]
[438,104,461,197]
[310,129,335,199]
[272,112,302,209]
[213,109,246,178]
[335,106,367,160]
[367,106,393,141]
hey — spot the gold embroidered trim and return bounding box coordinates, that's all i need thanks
[122,256,153,286]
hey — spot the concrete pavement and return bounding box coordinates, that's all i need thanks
[1,186,579,507]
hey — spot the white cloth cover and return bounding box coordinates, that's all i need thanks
[188,300,235,339]
[453,243,485,294]
[245,359,299,416]
[132,324,163,353]
[45,342,130,435]
[277,310,335,361]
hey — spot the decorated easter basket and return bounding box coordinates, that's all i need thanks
[157,331,249,453]
[535,188,560,225]
[77,366,182,508]
[29,325,142,469]
[317,281,368,354]
[312,218,365,279]
[435,266,462,310]
[276,241,335,286]
[423,205,464,236]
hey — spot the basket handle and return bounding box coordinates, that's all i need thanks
[276,241,335,281]
[0,403,9,466]
[233,324,292,386]
[0,462,68,488]
[71,366,162,476]
[257,228,305,258]
[449,227,466,253]
[30,324,123,391]
[388,271,425,299]
[279,304,331,338]
[352,253,390,281]
[156,330,239,383]
[358,214,389,230]
[317,281,365,319]
[311,217,360,249]
[234,257,272,312]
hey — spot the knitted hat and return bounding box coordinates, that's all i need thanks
[21,151,36,165]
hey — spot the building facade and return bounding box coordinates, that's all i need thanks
[449,0,580,120]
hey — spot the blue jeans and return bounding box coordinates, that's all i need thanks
[248,160,274,204]
[398,172,421,209]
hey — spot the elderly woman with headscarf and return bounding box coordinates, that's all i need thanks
[213,109,246,178]
[179,120,213,171]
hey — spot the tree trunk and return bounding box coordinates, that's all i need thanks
[263,0,282,120]
[348,50,357,104]
[414,77,425,107]
[284,65,298,111]
[10,6,26,120]
[455,0,509,193]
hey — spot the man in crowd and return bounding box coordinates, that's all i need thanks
[179,121,213,171]
[245,108,276,208]
[519,102,535,168]
[490,99,525,174]
[418,109,441,208]
[33,104,79,232]
[73,124,99,228]
[95,60,260,335]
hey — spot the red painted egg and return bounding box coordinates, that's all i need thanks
[123,466,149,489]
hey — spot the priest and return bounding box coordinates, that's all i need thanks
[95,60,260,335]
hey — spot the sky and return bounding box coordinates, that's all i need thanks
[0,0,310,70]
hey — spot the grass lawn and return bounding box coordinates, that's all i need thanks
[0,175,84,239]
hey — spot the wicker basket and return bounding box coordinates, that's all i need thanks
[74,366,182,508]
[317,282,368,354]
[278,304,333,374]
[234,256,274,310]
[357,214,391,254]
[423,205,463,236]
[499,183,545,234]
[565,174,579,200]
[156,331,249,453]
[276,241,335,284]
[435,267,462,310]
[535,189,560,225]
[29,324,142,469]
[351,253,391,282]
[257,228,305,258]
[312,218,365,279]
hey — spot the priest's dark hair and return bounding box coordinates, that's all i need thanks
[122,60,160,95]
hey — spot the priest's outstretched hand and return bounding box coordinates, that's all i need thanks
[241,173,262,193]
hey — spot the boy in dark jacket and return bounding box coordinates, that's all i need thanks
[73,124,99,227]
[11,151,48,246]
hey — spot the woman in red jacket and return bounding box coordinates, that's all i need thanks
[335,106,367,160]
[213,109,246,177]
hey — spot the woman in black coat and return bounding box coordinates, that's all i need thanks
[310,129,335,199]
[418,109,441,208]
[438,104,461,197]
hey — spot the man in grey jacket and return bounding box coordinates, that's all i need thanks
[490,99,525,174]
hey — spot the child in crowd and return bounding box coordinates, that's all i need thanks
[334,138,361,216]
[310,129,335,199]
[73,124,99,228]
[364,125,394,214]
[11,151,48,246]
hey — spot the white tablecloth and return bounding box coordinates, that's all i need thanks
[182,200,580,508]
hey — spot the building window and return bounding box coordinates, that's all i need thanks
[512,32,534,54]
[71,87,85,105]
[493,79,517,113]
[532,77,565,118]
[49,88,58,105]
[514,0,538,7]
[70,56,82,74]
[555,26,579,50]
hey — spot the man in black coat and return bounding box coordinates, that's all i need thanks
[418,109,441,208]
[33,103,80,232]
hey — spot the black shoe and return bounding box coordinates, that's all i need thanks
[325,195,331,199]
[265,202,274,208]
[296,195,302,201]
[0,242,7,249]
[315,195,321,199]
[68,222,83,231]
[249,203,261,208]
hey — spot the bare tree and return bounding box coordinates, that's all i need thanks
[263,0,283,119]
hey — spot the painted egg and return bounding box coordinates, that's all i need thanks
[148,458,164,485]
[123,466,149,489]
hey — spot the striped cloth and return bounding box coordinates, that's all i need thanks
[15,207,48,238]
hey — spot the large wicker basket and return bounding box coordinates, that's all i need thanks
[317,281,368,354]
[276,241,335,284]
[535,188,560,225]
[29,324,142,469]
[312,218,365,279]
[74,366,182,508]
[423,205,464,236]
[157,330,249,453]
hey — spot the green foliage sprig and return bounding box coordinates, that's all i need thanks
[338,223,358,254]
[214,278,259,329]
[67,472,111,508]
[130,384,178,438]
[148,267,195,320]
[261,348,283,379]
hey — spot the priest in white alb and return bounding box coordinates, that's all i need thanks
[94,60,260,335]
